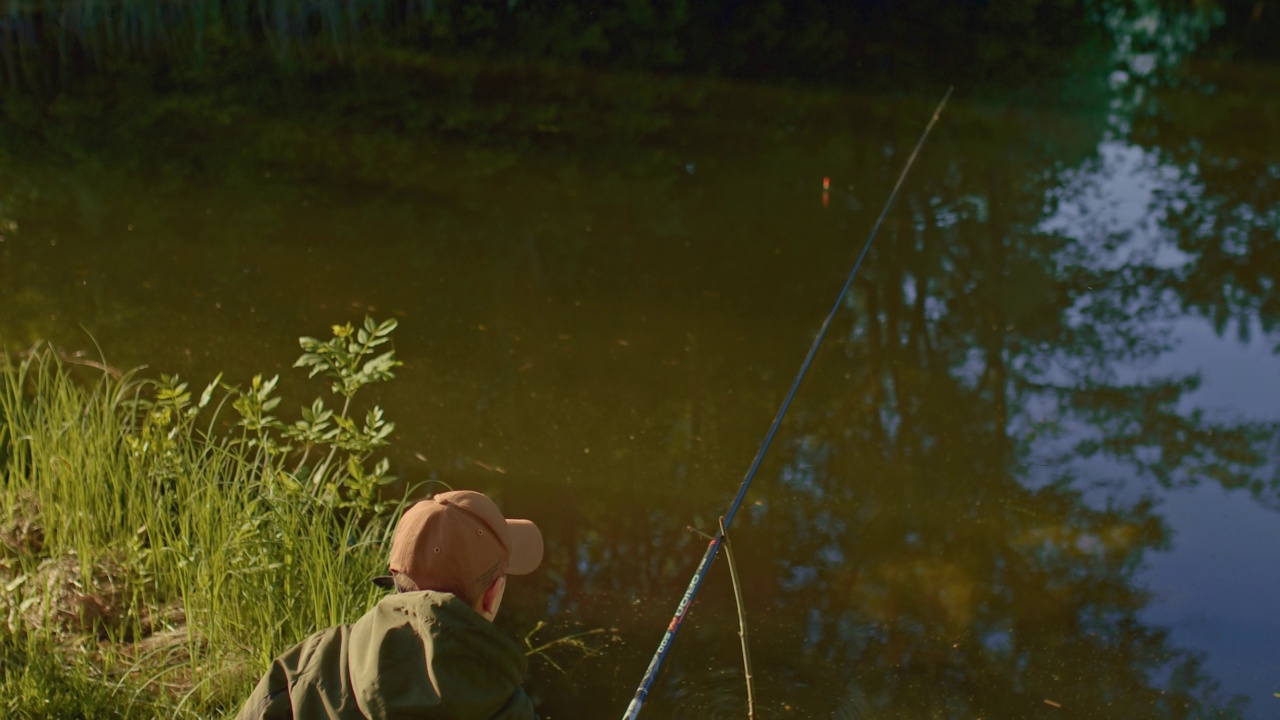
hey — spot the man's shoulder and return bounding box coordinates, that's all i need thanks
[232,623,354,720]
[236,594,535,720]
[347,592,533,718]
[366,590,499,630]
[372,589,464,612]
[369,591,526,667]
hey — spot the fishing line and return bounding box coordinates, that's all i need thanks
[622,86,953,720]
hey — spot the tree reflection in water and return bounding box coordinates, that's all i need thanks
[510,90,1274,714]
[532,10,1278,716]
[0,1,1277,718]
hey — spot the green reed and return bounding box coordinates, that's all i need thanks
[2,0,437,88]
[0,330,403,716]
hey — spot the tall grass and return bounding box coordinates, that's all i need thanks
[1,0,441,89]
[0,347,400,717]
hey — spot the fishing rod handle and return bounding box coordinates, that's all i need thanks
[622,536,723,719]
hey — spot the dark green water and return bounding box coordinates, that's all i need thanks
[2,3,1279,718]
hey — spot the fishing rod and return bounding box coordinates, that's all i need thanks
[622,86,954,720]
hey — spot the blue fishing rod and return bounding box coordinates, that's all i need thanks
[622,87,953,719]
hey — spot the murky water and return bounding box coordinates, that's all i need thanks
[2,4,1279,718]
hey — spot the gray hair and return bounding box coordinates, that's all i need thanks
[391,571,420,594]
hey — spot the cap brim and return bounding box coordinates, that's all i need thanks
[505,519,544,575]
[371,575,395,590]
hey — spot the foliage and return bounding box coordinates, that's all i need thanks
[0,319,408,717]
[0,0,1102,95]
[286,318,401,510]
[126,316,402,512]
[0,631,154,720]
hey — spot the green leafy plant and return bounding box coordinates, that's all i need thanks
[123,316,403,513]
[124,372,222,487]
[223,316,404,512]
[1,339,399,717]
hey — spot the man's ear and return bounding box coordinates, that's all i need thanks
[478,575,506,620]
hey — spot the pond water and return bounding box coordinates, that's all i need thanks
[2,4,1279,718]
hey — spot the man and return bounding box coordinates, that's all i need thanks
[236,490,544,720]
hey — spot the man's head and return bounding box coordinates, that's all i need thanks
[379,490,543,618]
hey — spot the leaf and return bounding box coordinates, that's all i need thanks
[373,422,395,442]
[309,459,332,486]
[199,373,223,408]
[361,350,401,378]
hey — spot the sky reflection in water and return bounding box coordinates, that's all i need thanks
[0,4,1278,718]
[1042,136,1280,717]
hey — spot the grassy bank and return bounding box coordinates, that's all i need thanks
[0,321,406,718]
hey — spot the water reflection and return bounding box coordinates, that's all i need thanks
[2,2,1279,718]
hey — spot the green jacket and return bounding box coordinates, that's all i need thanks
[235,591,538,720]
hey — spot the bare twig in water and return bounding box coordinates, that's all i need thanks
[14,340,130,379]
[686,525,715,542]
[719,517,755,720]
[684,521,757,718]
[523,621,612,673]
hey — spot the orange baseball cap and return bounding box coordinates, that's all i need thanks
[375,490,543,603]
